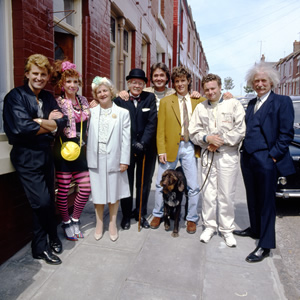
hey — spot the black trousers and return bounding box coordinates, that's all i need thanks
[241,150,277,249]
[10,145,58,255]
[121,149,156,218]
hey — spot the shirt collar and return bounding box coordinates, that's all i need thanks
[258,90,271,103]
[178,93,190,102]
[208,94,223,106]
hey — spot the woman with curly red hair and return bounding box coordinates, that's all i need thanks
[52,60,91,241]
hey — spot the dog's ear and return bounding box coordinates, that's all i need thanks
[177,172,185,192]
[160,170,170,187]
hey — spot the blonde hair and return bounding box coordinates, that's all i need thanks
[24,54,52,81]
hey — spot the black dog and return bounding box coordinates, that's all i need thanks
[160,166,188,237]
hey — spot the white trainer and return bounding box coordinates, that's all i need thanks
[223,233,237,247]
[200,228,215,243]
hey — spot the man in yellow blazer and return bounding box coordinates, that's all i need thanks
[150,66,206,234]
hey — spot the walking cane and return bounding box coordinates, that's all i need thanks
[138,154,146,232]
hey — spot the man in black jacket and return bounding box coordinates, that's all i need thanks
[114,69,157,230]
[3,54,67,265]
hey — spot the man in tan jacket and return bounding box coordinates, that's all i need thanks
[150,66,205,234]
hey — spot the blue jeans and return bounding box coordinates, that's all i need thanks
[152,141,200,223]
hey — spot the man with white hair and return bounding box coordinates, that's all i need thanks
[233,63,295,263]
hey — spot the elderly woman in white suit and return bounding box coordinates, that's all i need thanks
[87,77,131,242]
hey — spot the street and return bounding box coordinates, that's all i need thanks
[234,166,300,299]
[275,197,300,299]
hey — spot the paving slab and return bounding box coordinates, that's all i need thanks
[30,244,136,300]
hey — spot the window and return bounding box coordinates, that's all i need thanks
[124,30,128,52]
[53,0,75,26]
[188,30,191,54]
[111,17,116,43]
[180,9,183,43]
[158,0,166,29]
[193,40,196,61]
[0,0,14,175]
[0,0,13,134]
[141,36,150,77]
[159,0,165,18]
[123,29,129,90]
[110,16,117,83]
[110,13,132,91]
[141,39,147,74]
[53,0,82,81]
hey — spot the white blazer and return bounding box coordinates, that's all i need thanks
[87,102,131,172]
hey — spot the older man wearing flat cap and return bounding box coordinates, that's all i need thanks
[114,68,157,230]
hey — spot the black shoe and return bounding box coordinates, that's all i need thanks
[121,217,131,230]
[246,247,270,263]
[233,227,259,239]
[50,238,63,254]
[139,216,150,229]
[33,249,62,265]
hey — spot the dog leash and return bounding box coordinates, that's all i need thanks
[197,149,215,194]
[147,149,215,222]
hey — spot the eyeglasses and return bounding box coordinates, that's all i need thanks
[130,80,144,87]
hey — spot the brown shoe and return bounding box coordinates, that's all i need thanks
[150,217,161,229]
[186,221,197,234]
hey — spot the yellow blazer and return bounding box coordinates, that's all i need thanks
[157,94,206,162]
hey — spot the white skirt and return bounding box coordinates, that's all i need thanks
[89,152,130,204]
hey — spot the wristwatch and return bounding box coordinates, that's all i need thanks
[37,118,42,126]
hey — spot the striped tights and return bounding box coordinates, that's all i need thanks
[56,171,91,222]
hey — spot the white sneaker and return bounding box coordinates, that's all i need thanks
[200,228,215,243]
[223,233,237,247]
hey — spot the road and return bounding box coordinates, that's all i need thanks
[275,197,300,299]
[234,165,300,299]
[235,165,300,300]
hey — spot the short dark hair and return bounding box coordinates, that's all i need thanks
[150,62,170,85]
[171,66,192,91]
[202,74,222,89]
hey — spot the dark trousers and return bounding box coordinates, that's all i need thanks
[241,150,277,249]
[121,149,156,218]
[11,146,58,255]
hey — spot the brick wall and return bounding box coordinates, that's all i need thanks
[12,0,54,87]
[151,0,173,47]
[82,0,111,100]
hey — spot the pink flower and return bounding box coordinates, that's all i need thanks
[62,61,77,72]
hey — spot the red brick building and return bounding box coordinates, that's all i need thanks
[275,41,300,96]
[0,0,209,264]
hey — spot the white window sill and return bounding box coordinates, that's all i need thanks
[0,139,14,175]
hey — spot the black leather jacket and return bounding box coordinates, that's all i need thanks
[3,84,67,147]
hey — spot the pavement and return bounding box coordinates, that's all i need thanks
[0,167,290,300]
